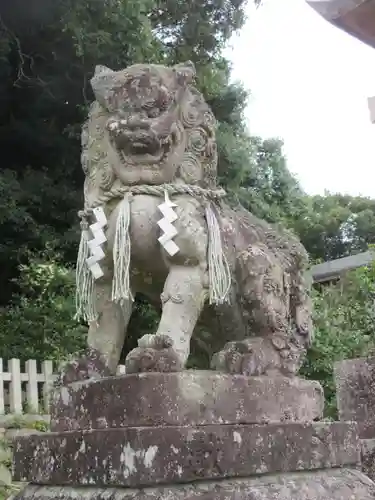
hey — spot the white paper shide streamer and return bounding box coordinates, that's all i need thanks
[157,191,180,256]
[87,207,108,279]
[75,206,108,323]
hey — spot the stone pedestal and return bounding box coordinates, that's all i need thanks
[335,357,375,483]
[12,371,375,499]
[50,371,324,431]
[334,357,375,439]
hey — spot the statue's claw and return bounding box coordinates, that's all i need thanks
[54,347,112,387]
[211,335,305,377]
[125,334,183,374]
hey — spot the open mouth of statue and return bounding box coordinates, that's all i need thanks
[107,120,175,165]
[119,133,174,165]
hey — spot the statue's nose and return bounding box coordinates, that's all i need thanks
[125,112,149,130]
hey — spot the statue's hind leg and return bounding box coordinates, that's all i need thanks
[125,265,207,373]
[211,245,306,377]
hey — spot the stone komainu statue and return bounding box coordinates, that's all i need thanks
[75,61,312,377]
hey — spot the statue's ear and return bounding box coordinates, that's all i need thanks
[173,61,196,86]
[90,65,116,108]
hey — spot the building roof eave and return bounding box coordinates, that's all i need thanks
[306,0,375,50]
[310,250,375,283]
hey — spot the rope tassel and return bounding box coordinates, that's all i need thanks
[75,221,98,323]
[112,193,134,304]
[205,203,231,305]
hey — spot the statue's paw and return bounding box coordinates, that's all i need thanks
[137,333,174,350]
[211,335,305,377]
[211,340,254,374]
[125,334,183,374]
[55,347,112,387]
[211,337,286,376]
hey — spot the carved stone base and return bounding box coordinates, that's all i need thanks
[14,469,375,500]
[50,371,324,432]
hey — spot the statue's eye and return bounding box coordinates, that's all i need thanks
[157,86,172,111]
[147,108,160,118]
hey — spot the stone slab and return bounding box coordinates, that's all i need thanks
[334,357,375,438]
[13,422,360,487]
[362,438,375,481]
[50,371,324,432]
[12,468,375,500]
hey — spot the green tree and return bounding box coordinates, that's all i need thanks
[232,136,307,225]
[0,253,86,362]
[293,194,375,262]
[150,0,250,65]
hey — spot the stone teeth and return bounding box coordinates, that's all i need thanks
[160,136,170,145]
[108,121,118,131]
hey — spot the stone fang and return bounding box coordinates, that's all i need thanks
[86,206,107,279]
[157,191,180,256]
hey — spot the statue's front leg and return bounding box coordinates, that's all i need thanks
[157,265,207,363]
[87,274,133,374]
[125,195,209,373]
[57,268,132,386]
[125,265,207,373]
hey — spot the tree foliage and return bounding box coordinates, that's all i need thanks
[0,254,86,362]
[150,0,247,64]
[293,194,375,262]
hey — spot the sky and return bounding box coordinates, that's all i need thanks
[226,0,375,197]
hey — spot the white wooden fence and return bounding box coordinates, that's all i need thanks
[0,358,126,415]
